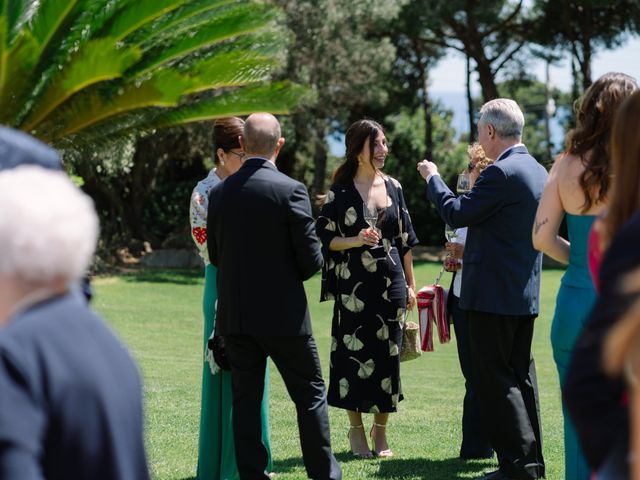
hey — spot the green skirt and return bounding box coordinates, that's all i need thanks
[197,265,272,479]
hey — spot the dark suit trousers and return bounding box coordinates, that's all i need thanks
[224,335,342,480]
[451,296,493,459]
[468,311,545,479]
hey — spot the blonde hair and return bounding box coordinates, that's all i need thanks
[467,142,493,172]
[0,166,99,284]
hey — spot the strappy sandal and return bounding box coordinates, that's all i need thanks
[370,422,393,458]
[348,424,373,459]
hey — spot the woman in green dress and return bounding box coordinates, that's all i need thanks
[190,117,272,479]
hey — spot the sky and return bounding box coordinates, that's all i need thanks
[329,37,640,156]
[430,37,640,95]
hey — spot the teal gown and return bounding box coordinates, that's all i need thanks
[550,214,596,480]
[197,264,272,479]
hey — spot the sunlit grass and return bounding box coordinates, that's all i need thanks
[93,263,565,480]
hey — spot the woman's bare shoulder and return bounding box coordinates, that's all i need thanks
[551,152,585,178]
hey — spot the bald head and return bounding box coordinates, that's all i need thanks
[241,113,284,160]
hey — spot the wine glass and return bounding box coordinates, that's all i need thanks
[363,202,380,248]
[456,172,471,194]
[444,224,458,242]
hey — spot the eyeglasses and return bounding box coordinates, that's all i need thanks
[467,162,476,172]
[227,150,244,160]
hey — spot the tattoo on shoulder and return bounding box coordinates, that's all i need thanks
[534,217,548,235]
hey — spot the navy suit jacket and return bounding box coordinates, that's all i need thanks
[207,157,323,336]
[427,145,548,315]
[0,127,61,171]
[0,293,149,480]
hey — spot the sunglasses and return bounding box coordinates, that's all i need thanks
[227,150,244,159]
[467,162,476,172]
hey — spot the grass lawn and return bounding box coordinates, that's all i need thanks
[93,262,566,480]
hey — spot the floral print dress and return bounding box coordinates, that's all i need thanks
[316,176,418,413]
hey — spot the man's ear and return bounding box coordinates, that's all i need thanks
[488,124,495,139]
[274,137,285,156]
[238,135,245,151]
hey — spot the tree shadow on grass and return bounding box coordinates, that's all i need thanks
[272,453,492,479]
[116,268,203,285]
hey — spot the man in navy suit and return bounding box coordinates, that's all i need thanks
[0,126,61,170]
[0,166,149,479]
[0,126,94,302]
[418,99,548,480]
[207,113,342,480]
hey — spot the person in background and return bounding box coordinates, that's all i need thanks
[565,89,640,479]
[418,98,548,480]
[0,166,149,480]
[316,119,418,459]
[444,143,494,461]
[189,117,272,479]
[0,126,93,302]
[207,113,341,480]
[533,72,638,480]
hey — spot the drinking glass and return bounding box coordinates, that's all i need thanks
[363,203,381,248]
[456,172,471,194]
[444,224,458,242]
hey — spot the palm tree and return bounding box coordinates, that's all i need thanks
[0,0,303,148]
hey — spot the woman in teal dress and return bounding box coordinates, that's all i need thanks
[533,72,638,479]
[190,117,272,479]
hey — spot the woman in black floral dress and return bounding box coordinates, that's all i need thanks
[316,119,419,458]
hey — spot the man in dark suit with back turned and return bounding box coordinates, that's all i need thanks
[417,99,548,480]
[207,113,342,480]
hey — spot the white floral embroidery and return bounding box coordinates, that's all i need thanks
[189,169,221,264]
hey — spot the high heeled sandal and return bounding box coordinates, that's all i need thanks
[370,422,393,458]
[348,424,373,459]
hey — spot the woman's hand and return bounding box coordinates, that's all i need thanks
[355,228,380,248]
[443,256,461,272]
[406,286,417,311]
[445,241,464,259]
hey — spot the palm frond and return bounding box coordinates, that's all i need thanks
[21,39,142,131]
[135,82,307,130]
[130,0,234,47]
[184,50,278,94]
[3,0,32,43]
[28,0,83,54]
[0,30,39,125]
[36,70,193,142]
[103,0,185,42]
[132,2,276,77]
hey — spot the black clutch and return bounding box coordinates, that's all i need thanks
[207,335,231,371]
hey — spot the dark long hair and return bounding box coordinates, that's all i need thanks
[565,72,638,212]
[602,91,640,249]
[332,119,384,185]
[212,117,244,165]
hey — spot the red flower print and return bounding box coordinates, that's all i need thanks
[192,227,207,245]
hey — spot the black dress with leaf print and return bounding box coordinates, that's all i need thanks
[316,176,419,413]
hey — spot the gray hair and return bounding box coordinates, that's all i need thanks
[0,166,99,284]
[242,113,281,157]
[479,98,525,140]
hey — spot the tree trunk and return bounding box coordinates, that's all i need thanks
[415,54,433,160]
[466,54,475,142]
[580,37,592,89]
[312,121,328,197]
[544,60,553,166]
[474,55,499,102]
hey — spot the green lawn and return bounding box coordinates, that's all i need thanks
[93,262,566,480]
